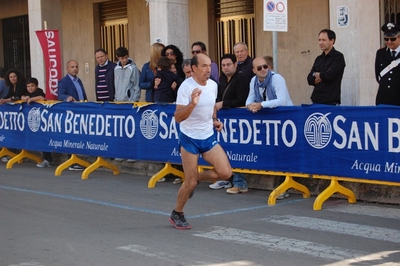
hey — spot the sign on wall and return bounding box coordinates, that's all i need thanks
[263,0,288,32]
[337,6,349,27]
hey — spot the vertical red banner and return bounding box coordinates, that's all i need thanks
[35,30,62,100]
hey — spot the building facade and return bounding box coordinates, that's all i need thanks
[0,0,396,105]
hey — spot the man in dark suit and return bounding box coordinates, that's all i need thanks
[57,60,87,171]
[58,60,87,102]
[375,22,400,106]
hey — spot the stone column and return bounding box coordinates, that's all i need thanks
[329,0,380,105]
[28,0,62,94]
[148,0,190,57]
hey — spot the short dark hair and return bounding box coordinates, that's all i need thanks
[95,48,108,54]
[191,55,199,67]
[157,57,174,71]
[220,53,236,64]
[26,77,39,86]
[191,41,207,52]
[182,59,191,69]
[115,47,129,58]
[319,29,336,44]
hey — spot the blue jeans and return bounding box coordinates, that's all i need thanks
[232,172,247,189]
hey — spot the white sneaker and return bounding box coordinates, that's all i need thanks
[277,191,289,200]
[157,177,166,183]
[1,156,11,163]
[173,178,183,184]
[114,158,124,162]
[209,180,232,189]
[37,160,53,168]
[127,159,136,162]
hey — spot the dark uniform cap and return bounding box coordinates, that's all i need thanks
[381,22,400,37]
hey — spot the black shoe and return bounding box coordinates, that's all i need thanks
[169,210,191,230]
[188,181,199,199]
[68,164,85,171]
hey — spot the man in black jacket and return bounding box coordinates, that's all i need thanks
[209,53,250,192]
[215,53,250,110]
[375,22,400,106]
[307,29,346,105]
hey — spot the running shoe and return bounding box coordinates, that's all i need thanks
[36,160,53,168]
[209,180,232,189]
[169,210,191,230]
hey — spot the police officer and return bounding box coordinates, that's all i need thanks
[375,22,400,106]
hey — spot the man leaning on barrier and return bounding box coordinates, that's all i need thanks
[58,60,87,171]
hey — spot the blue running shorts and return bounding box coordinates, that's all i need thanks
[179,132,218,155]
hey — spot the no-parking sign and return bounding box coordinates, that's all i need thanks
[264,0,288,32]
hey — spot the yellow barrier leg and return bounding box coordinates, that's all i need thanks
[148,162,184,188]
[0,148,18,158]
[6,150,41,169]
[81,156,120,180]
[55,154,91,176]
[268,175,310,205]
[313,178,356,211]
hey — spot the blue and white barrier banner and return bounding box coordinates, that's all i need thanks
[0,102,399,183]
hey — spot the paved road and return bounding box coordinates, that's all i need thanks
[1,161,399,266]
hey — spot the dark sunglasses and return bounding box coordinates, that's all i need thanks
[191,50,202,55]
[165,51,175,56]
[384,37,398,42]
[256,64,268,71]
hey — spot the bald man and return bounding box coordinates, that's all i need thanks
[169,54,232,230]
[58,60,87,102]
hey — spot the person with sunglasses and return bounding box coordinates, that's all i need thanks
[191,41,219,81]
[161,45,185,80]
[375,22,400,106]
[224,56,293,195]
[307,29,346,105]
[246,57,293,112]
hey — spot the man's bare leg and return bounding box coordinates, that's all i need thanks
[174,148,199,212]
[199,144,232,181]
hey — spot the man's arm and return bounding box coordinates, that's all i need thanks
[319,53,346,81]
[212,104,223,132]
[174,88,201,123]
[58,78,76,102]
[374,49,382,83]
[307,61,318,86]
[245,78,256,108]
[57,78,69,101]
[130,65,141,102]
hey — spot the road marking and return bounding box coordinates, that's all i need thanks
[116,244,178,261]
[262,215,400,243]
[0,185,308,219]
[193,226,367,261]
[0,185,171,215]
[8,263,45,266]
[326,205,400,220]
[323,250,400,266]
